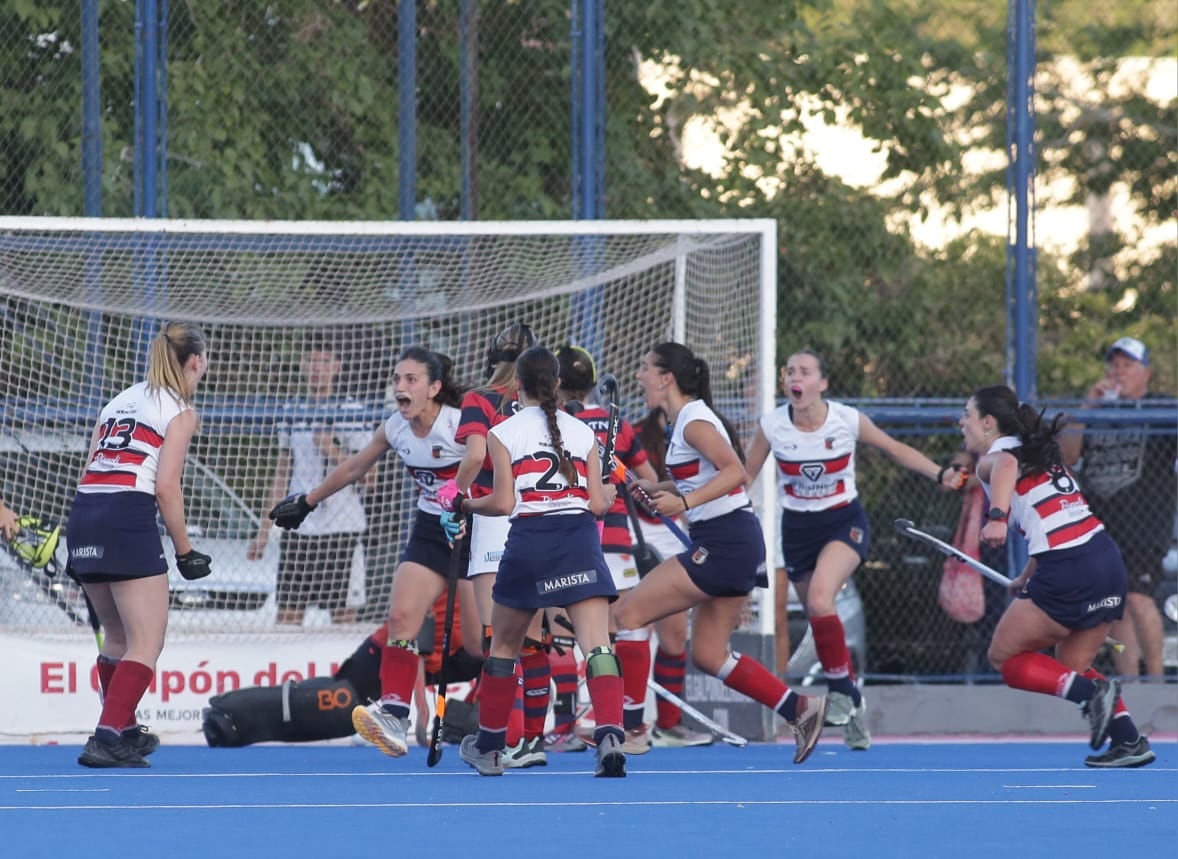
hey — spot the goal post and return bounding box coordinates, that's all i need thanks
[0,216,777,737]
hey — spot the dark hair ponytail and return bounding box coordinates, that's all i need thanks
[972,384,1067,476]
[652,342,745,462]
[397,346,465,407]
[517,346,578,485]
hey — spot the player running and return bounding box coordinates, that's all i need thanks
[962,384,1155,768]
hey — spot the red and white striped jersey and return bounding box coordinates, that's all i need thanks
[457,385,521,498]
[983,436,1104,555]
[78,381,188,496]
[490,406,594,519]
[666,399,750,522]
[759,400,860,512]
[383,404,464,514]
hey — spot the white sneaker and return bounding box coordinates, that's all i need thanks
[842,694,871,751]
[825,690,855,726]
[502,736,547,768]
[650,723,714,748]
[620,724,652,755]
[351,703,409,758]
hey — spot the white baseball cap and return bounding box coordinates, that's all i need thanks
[1105,336,1150,367]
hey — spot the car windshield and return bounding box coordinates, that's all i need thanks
[0,448,256,540]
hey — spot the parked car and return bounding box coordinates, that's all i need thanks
[0,427,278,632]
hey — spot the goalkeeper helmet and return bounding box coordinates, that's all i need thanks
[9,516,62,575]
[486,322,537,377]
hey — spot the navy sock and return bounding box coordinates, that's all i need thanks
[1107,712,1139,746]
[1063,675,1096,704]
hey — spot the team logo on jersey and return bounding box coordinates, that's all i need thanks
[824,437,835,450]
[432,445,443,459]
[691,545,709,565]
[801,463,825,481]
[849,527,864,544]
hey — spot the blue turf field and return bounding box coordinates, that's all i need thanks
[2,739,1173,858]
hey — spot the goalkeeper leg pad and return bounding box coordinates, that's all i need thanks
[202,677,359,747]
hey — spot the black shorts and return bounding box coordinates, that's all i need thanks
[400,509,469,580]
[66,492,168,581]
[277,531,361,611]
[1119,545,1166,596]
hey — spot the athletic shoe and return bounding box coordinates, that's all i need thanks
[650,723,714,748]
[1085,736,1156,769]
[828,689,870,750]
[1080,679,1120,750]
[460,735,504,776]
[351,703,409,758]
[620,724,652,755]
[545,729,590,753]
[594,732,627,778]
[502,736,547,768]
[787,695,828,765]
[122,725,161,757]
[78,733,150,769]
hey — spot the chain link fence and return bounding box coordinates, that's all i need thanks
[1,1,1174,678]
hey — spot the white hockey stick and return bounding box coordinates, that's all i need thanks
[648,679,749,747]
[893,518,1124,652]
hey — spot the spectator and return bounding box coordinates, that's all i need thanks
[1060,337,1177,680]
[249,335,373,625]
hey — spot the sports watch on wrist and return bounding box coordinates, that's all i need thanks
[987,507,1009,522]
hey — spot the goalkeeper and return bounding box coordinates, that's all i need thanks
[68,322,213,769]
[268,347,481,760]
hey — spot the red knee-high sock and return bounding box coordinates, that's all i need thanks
[548,648,580,733]
[377,641,420,717]
[653,647,686,730]
[506,662,525,746]
[95,655,118,699]
[810,613,854,682]
[96,660,153,736]
[475,669,518,752]
[615,638,651,730]
[520,647,551,740]
[719,653,791,713]
[586,673,623,735]
[1001,651,1084,698]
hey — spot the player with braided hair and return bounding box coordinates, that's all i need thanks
[614,342,828,765]
[268,346,481,759]
[458,346,626,777]
[963,384,1154,768]
[68,321,211,768]
[440,321,553,768]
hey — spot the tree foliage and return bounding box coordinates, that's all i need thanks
[0,0,1172,394]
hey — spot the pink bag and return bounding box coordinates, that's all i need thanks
[937,486,985,624]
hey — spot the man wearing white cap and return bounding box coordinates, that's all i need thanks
[1061,336,1176,688]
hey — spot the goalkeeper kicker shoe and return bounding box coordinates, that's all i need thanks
[351,703,409,758]
[788,695,829,764]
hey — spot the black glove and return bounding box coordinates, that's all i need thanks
[269,493,316,530]
[176,549,213,581]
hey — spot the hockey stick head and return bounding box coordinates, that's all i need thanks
[7,516,62,575]
[893,518,916,533]
[598,372,619,403]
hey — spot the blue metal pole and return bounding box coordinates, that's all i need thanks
[570,0,605,358]
[81,0,102,217]
[398,0,417,220]
[459,0,477,220]
[158,0,169,217]
[139,0,159,218]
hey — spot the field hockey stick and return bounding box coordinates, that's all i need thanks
[426,531,466,767]
[597,374,621,485]
[611,459,692,549]
[893,518,1125,652]
[647,679,749,747]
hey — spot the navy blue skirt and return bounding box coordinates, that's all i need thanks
[493,512,616,611]
[780,500,870,581]
[1022,531,1127,630]
[676,508,767,598]
[400,508,469,580]
[66,492,167,581]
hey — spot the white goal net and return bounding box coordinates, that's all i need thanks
[0,217,775,643]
